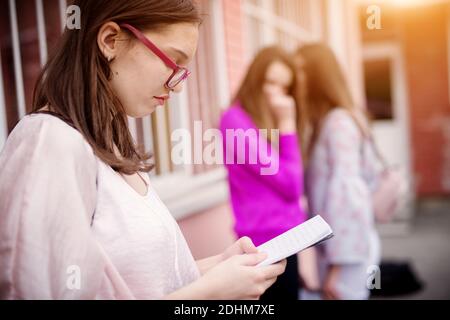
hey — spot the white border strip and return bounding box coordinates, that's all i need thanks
[0,53,7,149]
[362,42,413,177]
[9,0,26,119]
[309,0,323,39]
[260,0,276,45]
[152,167,228,220]
[169,82,193,174]
[141,115,153,154]
[127,117,138,142]
[35,0,48,66]
[59,0,67,32]
[211,0,230,109]
[326,0,347,69]
[154,106,171,174]
[242,2,317,43]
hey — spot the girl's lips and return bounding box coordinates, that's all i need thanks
[153,96,169,105]
[154,95,169,106]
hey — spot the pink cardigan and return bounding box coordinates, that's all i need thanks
[0,114,200,299]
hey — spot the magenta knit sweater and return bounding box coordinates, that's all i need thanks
[220,103,306,246]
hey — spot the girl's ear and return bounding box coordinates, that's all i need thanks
[97,22,122,61]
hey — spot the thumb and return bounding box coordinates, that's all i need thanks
[239,237,258,254]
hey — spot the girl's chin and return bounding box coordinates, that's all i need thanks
[125,105,157,119]
[143,101,161,113]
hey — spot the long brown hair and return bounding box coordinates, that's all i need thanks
[295,43,369,159]
[31,0,201,174]
[234,46,305,144]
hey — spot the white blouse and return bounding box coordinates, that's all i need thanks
[0,113,200,299]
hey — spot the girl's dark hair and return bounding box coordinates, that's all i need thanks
[31,0,201,174]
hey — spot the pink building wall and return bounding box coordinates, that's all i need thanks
[179,203,237,259]
[222,0,247,97]
[178,0,247,259]
[401,3,450,196]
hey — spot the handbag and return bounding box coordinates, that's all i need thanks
[368,135,409,224]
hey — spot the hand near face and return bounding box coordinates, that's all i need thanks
[263,84,297,134]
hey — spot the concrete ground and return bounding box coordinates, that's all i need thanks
[375,198,450,299]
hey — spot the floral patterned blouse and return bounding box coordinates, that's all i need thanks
[305,108,381,299]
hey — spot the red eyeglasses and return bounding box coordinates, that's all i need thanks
[120,23,190,90]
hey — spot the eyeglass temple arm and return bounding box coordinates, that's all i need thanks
[119,23,178,70]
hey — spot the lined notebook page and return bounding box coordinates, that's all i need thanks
[257,215,333,267]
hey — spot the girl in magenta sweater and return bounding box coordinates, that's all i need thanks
[220,47,306,300]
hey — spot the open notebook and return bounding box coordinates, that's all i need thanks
[257,215,334,267]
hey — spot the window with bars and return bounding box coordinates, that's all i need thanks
[0,0,65,136]
[0,0,230,219]
[130,0,225,177]
[242,0,325,57]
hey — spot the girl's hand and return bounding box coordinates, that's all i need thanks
[298,248,321,292]
[221,237,258,261]
[263,84,297,133]
[196,237,259,276]
[322,265,341,300]
[201,253,287,300]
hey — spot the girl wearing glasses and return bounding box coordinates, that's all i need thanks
[0,0,285,299]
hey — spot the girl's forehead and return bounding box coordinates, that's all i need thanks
[145,23,199,58]
[266,62,293,82]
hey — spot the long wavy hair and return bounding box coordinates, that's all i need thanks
[233,46,305,145]
[295,43,370,160]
